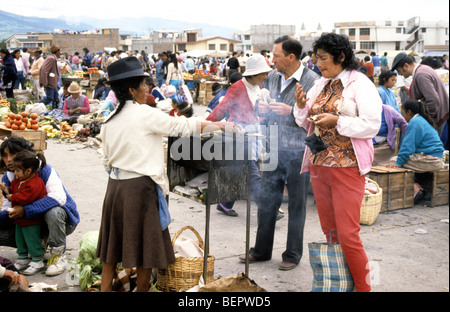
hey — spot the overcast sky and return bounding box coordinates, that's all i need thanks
[3,0,449,32]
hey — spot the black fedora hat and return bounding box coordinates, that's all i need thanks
[107,57,149,82]
[391,52,408,71]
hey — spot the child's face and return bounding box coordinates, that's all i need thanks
[13,166,32,181]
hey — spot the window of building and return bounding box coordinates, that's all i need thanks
[209,44,216,50]
[349,41,356,49]
[360,28,370,36]
[349,28,355,36]
[396,27,402,33]
[244,35,251,40]
[398,21,404,26]
[360,41,375,50]
[178,44,186,51]
[385,21,392,26]
[422,27,427,33]
[220,44,227,50]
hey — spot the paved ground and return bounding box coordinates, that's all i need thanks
[1,109,448,293]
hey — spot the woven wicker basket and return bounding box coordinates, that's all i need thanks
[157,226,215,292]
[360,178,382,225]
[95,110,111,122]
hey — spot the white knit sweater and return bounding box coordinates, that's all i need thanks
[100,101,199,194]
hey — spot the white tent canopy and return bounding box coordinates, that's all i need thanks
[186,50,229,58]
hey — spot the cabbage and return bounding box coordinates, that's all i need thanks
[0,106,10,117]
[75,231,102,291]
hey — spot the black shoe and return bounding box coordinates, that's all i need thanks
[414,190,424,204]
[276,213,284,221]
[216,204,238,217]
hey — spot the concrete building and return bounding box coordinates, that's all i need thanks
[250,24,296,54]
[334,17,449,55]
[231,24,297,55]
[4,28,122,54]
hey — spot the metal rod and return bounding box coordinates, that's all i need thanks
[245,163,251,277]
[203,203,210,282]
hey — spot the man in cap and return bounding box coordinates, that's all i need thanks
[391,52,449,135]
[240,36,319,271]
[29,48,45,101]
[39,45,61,109]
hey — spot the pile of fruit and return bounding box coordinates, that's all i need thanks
[87,67,99,74]
[4,112,40,130]
[39,119,77,139]
[0,95,10,107]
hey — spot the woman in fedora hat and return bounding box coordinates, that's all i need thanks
[96,57,238,292]
[62,82,90,123]
[206,53,272,217]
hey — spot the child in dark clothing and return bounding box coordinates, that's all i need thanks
[1,150,47,275]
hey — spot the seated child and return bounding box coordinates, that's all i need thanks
[1,150,48,275]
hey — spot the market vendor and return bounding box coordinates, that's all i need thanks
[206,54,272,217]
[62,82,90,123]
[96,57,239,292]
[386,100,445,203]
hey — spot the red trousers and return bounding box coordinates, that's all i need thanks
[310,165,371,292]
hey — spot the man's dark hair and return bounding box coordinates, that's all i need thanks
[396,55,416,69]
[274,35,303,60]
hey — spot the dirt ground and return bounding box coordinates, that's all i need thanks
[1,126,449,293]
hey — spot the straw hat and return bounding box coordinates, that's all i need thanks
[242,54,272,77]
[67,82,81,93]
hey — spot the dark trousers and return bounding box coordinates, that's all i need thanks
[40,87,59,109]
[251,150,309,264]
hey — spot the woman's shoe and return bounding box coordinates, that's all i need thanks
[414,189,425,204]
[216,204,238,217]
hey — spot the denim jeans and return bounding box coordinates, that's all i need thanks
[250,149,310,264]
[40,87,59,109]
[13,71,26,90]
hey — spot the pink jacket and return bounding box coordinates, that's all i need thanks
[294,70,382,175]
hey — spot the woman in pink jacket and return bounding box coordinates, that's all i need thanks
[294,33,382,292]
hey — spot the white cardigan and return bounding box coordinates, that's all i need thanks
[100,101,199,194]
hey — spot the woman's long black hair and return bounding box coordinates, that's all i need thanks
[104,76,146,123]
[402,100,436,128]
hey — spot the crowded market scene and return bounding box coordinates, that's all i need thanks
[0,2,448,299]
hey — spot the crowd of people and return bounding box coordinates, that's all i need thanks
[0,32,448,293]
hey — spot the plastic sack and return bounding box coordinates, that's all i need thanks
[25,102,48,116]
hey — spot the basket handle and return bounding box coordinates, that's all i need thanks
[171,225,204,250]
[96,110,111,119]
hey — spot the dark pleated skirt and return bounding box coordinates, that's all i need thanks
[96,176,175,269]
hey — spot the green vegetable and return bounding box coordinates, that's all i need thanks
[74,231,103,291]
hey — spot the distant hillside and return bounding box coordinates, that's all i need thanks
[0,10,94,39]
[0,10,239,40]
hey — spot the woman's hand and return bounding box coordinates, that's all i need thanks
[3,269,20,285]
[295,83,309,109]
[385,163,399,169]
[201,121,243,133]
[8,206,25,220]
[313,113,339,128]
[258,101,271,115]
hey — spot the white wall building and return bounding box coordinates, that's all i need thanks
[334,17,449,55]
